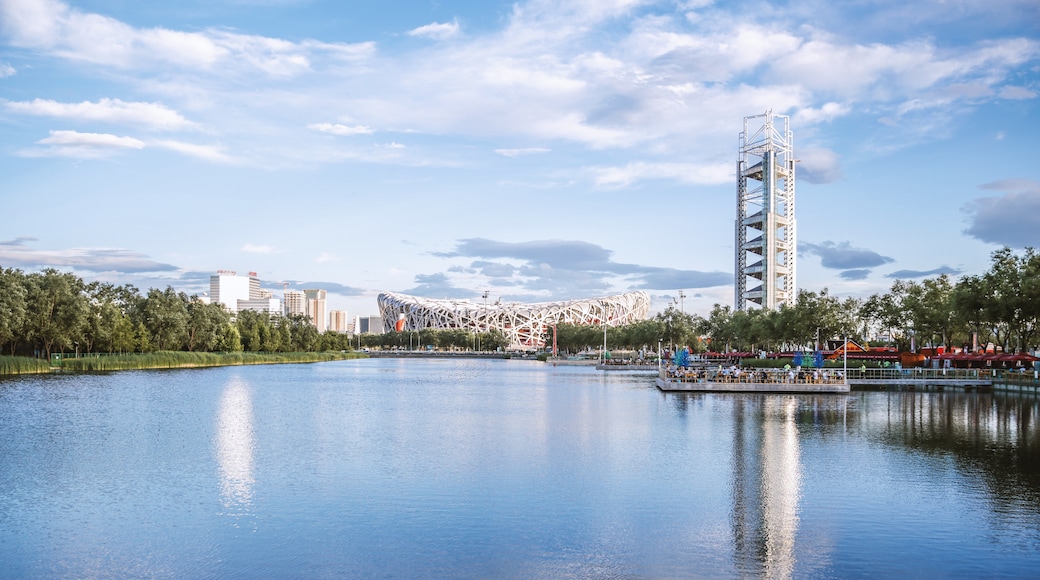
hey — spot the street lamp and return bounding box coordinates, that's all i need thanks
[482,290,489,353]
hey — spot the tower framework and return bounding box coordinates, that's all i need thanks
[735,111,796,311]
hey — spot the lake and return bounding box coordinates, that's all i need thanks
[2,358,1039,578]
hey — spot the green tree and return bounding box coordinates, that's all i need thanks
[218,324,243,352]
[654,306,695,351]
[0,267,27,355]
[24,269,88,359]
[135,321,153,352]
[82,281,131,354]
[141,287,188,351]
[185,300,231,352]
[111,314,136,354]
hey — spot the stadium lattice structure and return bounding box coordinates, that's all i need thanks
[377,291,651,349]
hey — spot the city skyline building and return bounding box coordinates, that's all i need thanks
[237,297,283,317]
[735,111,797,311]
[358,316,385,335]
[210,270,261,313]
[329,310,349,333]
[304,289,327,333]
[283,290,305,317]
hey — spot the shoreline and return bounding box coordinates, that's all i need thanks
[0,351,368,376]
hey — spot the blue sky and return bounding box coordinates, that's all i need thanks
[1,0,1038,319]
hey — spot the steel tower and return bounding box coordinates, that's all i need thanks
[735,111,796,311]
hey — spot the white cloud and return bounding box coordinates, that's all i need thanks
[588,161,731,188]
[999,85,1037,100]
[4,98,191,130]
[0,238,178,273]
[152,139,235,163]
[308,123,374,136]
[38,130,144,148]
[0,62,14,77]
[315,252,340,263]
[21,129,144,158]
[1,0,1037,183]
[408,19,460,40]
[0,0,373,74]
[495,148,551,157]
[797,147,843,185]
[242,243,276,254]
[794,102,850,125]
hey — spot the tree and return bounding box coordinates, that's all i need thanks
[185,300,231,352]
[24,269,88,359]
[0,267,27,355]
[218,324,243,352]
[236,310,265,352]
[140,287,188,350]
[111,314,136,354]
[82,281,130,354]
[654,306,696,351]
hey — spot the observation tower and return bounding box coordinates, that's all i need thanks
[735,111,797,311]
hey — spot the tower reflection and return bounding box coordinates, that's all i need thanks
[731,396,802,579]
[216,376,256,519]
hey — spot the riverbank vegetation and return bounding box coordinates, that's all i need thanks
[549,247,1039,355]
[57,351,362,372]
[1,247,1036,370]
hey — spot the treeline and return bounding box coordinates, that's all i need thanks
[356,328,511,351]
[0,267,356,358]
[553,247,1040,355]
[2,247,1036,359]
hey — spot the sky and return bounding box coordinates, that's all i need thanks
[1,0,1039,321]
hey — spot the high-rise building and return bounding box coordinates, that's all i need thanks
[365,315,384,335]
[283,290,305,316]
[735,111,797,311]
[237,298,283,317]
[329,310,349,333]
[248,272,261,300]
[304,289,327,333]
[210,270,251,313]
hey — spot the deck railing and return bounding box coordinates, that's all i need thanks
[661,367,847,385]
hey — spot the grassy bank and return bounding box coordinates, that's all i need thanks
[0,356,53,375]
[1,351,366,375]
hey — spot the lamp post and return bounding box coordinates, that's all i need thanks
[843,332,848,381]
[678,289,685,314]
[658,338,663,372]
[482,290,489,353]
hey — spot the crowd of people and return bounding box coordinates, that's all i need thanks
[665,364,845,384]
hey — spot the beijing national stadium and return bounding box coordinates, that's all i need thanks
[376,291,651,350]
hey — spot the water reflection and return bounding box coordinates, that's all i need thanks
[215,376,256,520]
[865,391,1040,509]
[730,396,847,579]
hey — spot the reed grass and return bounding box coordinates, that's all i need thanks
[0,355,53,375]
[0,351,364,374]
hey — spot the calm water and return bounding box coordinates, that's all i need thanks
[2,358,1039,578]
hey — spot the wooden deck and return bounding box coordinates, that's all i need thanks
[654,368,1007,393]
[655,376,850,393]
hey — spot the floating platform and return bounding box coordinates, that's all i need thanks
[655,376,850,394]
